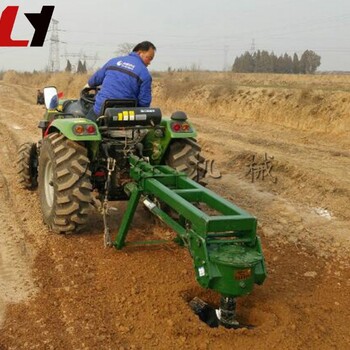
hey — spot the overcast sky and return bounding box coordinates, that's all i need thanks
[0,0,349,72]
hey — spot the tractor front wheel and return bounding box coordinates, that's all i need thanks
[17,142,38,190]
[38,133,92,233]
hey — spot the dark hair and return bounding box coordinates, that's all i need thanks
[133,41,156,52]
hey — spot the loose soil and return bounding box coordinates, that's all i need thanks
[0,72,349,350]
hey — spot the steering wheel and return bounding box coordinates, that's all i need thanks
[80,86,99,105]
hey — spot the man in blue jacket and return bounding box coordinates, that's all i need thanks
[86,41,156,120]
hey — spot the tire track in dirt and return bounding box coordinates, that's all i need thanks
[0,82,45,146]
[0,120,93,347]
[1,81,37,106]
[0,89,93,347]
[0,127,37,328]
[0,93,60,335]
[194,117,350,192]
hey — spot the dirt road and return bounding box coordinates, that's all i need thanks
[0,75,349,349]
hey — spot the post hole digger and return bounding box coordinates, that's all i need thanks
[17,86,267,328]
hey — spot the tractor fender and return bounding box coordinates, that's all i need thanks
[162,117,197,139]
[45,118,101,141]
[143,117,198,164]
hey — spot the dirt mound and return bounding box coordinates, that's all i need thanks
[3,71,89,98]
[154,72,350,137]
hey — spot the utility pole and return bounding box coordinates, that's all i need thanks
[48,19,60,72]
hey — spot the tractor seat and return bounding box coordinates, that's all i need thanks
[101,99,137,113]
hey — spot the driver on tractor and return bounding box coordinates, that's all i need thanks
[85,41,156,121]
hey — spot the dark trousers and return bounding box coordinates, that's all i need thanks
[86,107,98,121]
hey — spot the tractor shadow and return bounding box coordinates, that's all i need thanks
[74,201,173,246]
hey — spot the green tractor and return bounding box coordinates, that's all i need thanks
[18,87,206,232]
[17,86,267,328]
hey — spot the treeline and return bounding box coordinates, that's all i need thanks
[64,59,87,74]
[232,50,321,74]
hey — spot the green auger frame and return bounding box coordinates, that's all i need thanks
[114,155,267,327]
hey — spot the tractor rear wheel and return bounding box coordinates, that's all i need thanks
[149,138,207,225]
[165,138,207,184]
[17,142,38,190]
[38,133,92,233]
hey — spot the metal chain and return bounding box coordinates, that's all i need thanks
[102,157,116,247]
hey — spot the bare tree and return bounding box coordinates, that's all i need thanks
[114,42,135,56]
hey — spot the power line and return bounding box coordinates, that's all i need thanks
[48,19,61,72]
[62,50,99,70]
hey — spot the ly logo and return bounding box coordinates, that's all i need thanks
[0,5,54,47]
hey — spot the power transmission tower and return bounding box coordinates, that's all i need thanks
[250,38,256,54]
[48,19,60,72]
